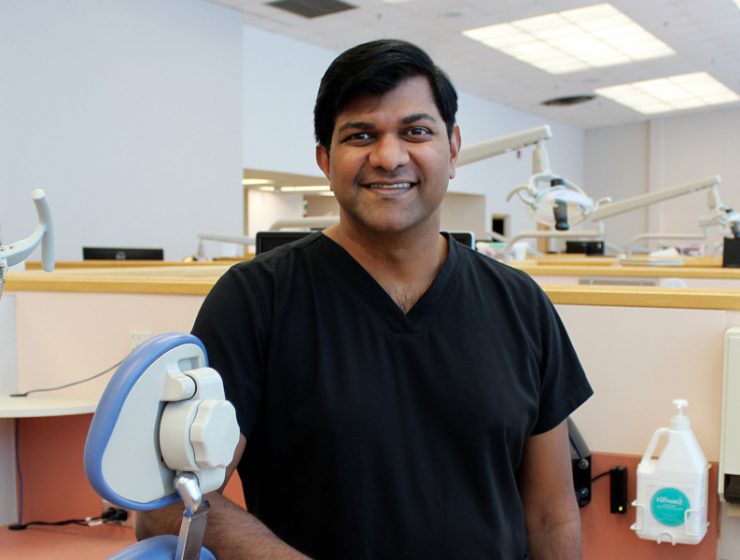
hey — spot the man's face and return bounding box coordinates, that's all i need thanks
[316,76,460,237]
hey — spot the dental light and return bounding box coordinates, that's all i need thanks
[458,126,727,261]
[592,176,723,257]
[0,189,54,298]
[698,185,740,239]
[476,127,605,233]
[458,125,605,258]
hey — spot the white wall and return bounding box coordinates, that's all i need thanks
[584,107,740,251]
[0,0,243,262]
[242,26,585,242]
[584,122,650,248]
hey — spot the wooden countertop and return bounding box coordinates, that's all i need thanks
[5,264,232,296]
[6,263,740,310]
[511,255,740,279]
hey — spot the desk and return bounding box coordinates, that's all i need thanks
[0,523,136,558]
[0,396,97,418]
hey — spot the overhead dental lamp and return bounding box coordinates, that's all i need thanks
[457,125,605,258]
[0,189,54,298]
[454,126,728,261]
[508,177,599,232]
[590,176,723,257]
[698,185,740,239]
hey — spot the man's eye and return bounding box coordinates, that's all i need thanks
[343,132,372,142]
[406,127,431,137]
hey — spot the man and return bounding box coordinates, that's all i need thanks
[138,39,592,559]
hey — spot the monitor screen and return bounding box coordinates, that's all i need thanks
[82,247,164,261]
[255,231,313,255]
[448,231,475,249]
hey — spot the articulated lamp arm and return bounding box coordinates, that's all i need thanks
[588,176,721,222]
[0,189,55,299]
[456,125,552,168]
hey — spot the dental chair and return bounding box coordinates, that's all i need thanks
[84,333,240,560]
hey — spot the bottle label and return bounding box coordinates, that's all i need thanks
[651,487,690,527]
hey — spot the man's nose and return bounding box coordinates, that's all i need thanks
[368,135,410,171]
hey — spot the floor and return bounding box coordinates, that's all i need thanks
[0,523,136,559]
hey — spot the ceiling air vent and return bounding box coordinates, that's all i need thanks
[541,95,596,107]
[266,0,357,18]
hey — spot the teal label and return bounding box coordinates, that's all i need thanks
[651,488,690,527]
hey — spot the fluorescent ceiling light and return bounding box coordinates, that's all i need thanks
[462,3,674,74]
[280,185,331,192]
[596,72,740,114]
[380,0,415,3]
[242,178,275,186]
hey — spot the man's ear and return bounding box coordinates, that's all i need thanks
[449,125,461,180]
[316,144,330,179]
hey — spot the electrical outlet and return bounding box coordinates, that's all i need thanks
[129,331,152,350]
[102,499,136,528]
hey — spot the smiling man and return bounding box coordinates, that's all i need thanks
[138,40,592,560]
[315,73,459,313]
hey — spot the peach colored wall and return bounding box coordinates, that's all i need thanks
[16,413,244,524]
[18,415,101,522]
[15,415,719,560]
[14,292,204,400]
[560,304,734,460]
[582,453,719,560]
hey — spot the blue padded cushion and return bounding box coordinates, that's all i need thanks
[109,535,216,560]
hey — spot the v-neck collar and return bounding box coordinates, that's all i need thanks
[316,232,461,333]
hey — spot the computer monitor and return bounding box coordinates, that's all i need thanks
[255,231,313,255]
[448,231,476,249]
[82,247,164,261]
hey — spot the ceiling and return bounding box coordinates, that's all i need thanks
[209,0,740,129]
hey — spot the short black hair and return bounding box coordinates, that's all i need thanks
[314,39,458,150]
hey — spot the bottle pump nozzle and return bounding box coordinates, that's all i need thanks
[671,399,690,430]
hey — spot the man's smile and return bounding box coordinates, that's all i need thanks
[360,181,417,190]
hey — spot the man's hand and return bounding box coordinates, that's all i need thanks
[136,434,310,560]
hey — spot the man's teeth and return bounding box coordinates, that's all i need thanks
[367,182,413,189]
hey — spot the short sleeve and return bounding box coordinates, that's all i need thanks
[531,290,593,434]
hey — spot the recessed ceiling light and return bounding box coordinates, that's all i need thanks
[595,72,740,114]
[380,0,415,3]
[242,178,275,186]
[462,3,674,74]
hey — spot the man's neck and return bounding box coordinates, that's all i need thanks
[323,221,448,313]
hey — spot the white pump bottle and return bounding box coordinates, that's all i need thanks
[631,399,709,545]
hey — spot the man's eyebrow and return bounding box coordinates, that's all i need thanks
[337,121,373,133]
[403,113,438,124]
[337,113,438,133]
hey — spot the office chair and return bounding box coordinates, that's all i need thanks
[84,333,240,559]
